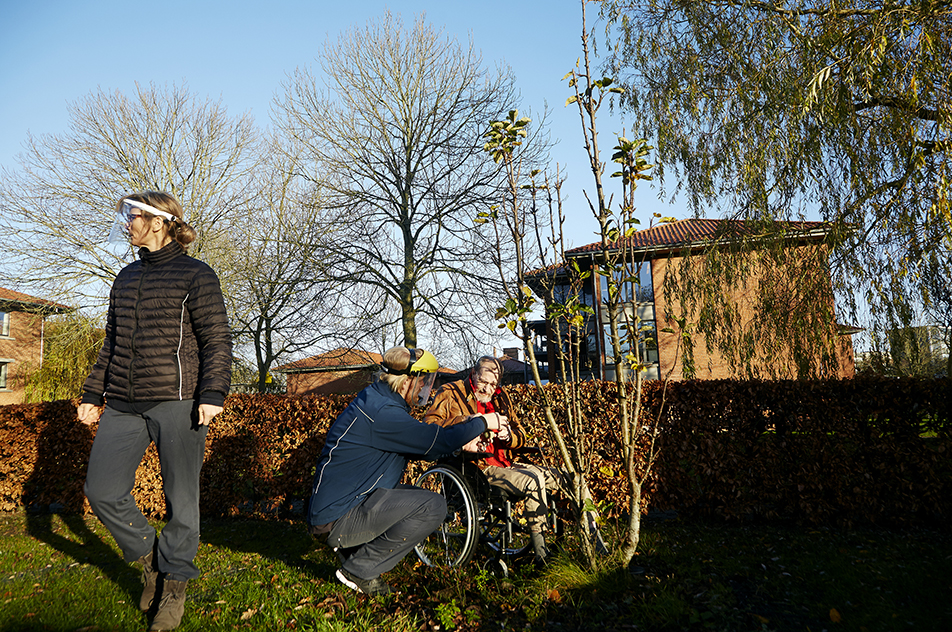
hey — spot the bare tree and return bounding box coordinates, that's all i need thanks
[0,82,259,308]
[274,12,544,347]
[561,0,667,566]
[218,135,350,391]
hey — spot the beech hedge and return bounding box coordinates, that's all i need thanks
[1,378,949,527]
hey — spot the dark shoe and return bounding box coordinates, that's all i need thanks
[335,568,397,596]
[137,550,159,613]
[149,578,188,631]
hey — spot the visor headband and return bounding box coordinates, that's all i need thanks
[123,198,179,223]
[384,347,419,375]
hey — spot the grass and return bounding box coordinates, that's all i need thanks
[1,511,950,631]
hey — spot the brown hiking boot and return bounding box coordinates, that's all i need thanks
[149,578,187,631]
[137,551,159,613]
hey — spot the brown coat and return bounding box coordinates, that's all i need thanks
[424,378,526,458]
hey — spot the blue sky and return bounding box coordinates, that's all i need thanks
[0,0,676,247]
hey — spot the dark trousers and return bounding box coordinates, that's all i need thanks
[84,400,207,581]
[328,485,446,580]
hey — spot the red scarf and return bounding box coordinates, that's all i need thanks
[472,377,510,468]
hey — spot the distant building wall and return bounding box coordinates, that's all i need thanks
[286,368,376,396]
[651,248,855,380]
[0,310,45,405]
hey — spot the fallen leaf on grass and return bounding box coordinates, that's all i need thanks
[547,589,562,603]
[240,608,258,620]
[830,608,842,623]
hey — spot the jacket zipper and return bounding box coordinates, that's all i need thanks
[129,264,148,401]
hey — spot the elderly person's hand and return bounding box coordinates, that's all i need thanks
[461,436,488,453]
[496,418,511,442]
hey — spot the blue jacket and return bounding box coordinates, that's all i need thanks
[308,380,487,526]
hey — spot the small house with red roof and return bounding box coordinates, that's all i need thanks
[0,288,72,405]
[273,347,462,396]
[528,219,856,382]
[272,348,385,396]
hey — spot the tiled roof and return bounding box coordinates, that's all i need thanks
[0,287,72,311]
[273,348,384,373]
[565,218,831,256]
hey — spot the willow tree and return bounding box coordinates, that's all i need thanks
[603,0,952,364]
[275,12,534,347]
[22,311,104,403]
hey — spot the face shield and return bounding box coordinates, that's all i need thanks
[107,199,177,243]
[413,372,438,407]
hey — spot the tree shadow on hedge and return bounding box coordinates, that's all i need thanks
[23,402,138,601]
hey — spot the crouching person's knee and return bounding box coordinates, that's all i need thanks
[420,492,447,531]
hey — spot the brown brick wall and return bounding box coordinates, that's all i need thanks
[286,368,375,396]
[0,311,46,405]
[651,248,855,380]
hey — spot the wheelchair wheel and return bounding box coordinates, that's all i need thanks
[480,497,532,559]
[414,465,478,567]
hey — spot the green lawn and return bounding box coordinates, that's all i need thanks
[1,511,949,631]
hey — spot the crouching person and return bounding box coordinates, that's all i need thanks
[307,347,505,595]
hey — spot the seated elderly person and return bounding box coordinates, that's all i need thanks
[424,355,604,563]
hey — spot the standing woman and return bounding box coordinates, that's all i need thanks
[78,191,232,632]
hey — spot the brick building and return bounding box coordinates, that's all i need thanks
[528,219,856,382]
[274,348,462,396]
[273,348,385,396]
[0,288,72,405]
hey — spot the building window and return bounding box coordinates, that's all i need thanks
[600,262,654,305]
[552,277,595,308]
[603,321,660,380]
[603,322,659,363]
[0,362,7,389]
[0,312,9,337]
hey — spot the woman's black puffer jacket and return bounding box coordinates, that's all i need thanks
[82,241,232,407]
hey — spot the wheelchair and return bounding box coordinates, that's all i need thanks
[413,448,560,570]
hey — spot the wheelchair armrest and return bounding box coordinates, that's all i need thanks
[509,445,544,457]
[458,450,492,461]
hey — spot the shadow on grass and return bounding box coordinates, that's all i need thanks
[24,511,137,599]
[21,402,141,604]
[198,516,337,581]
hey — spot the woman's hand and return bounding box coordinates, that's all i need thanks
[77,403,102,426]
[477,412,508,432]
[461,436,486,453]
[198,404,224,426]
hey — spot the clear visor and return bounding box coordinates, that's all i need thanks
[414,372,437,407]
[106,199,177,243]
